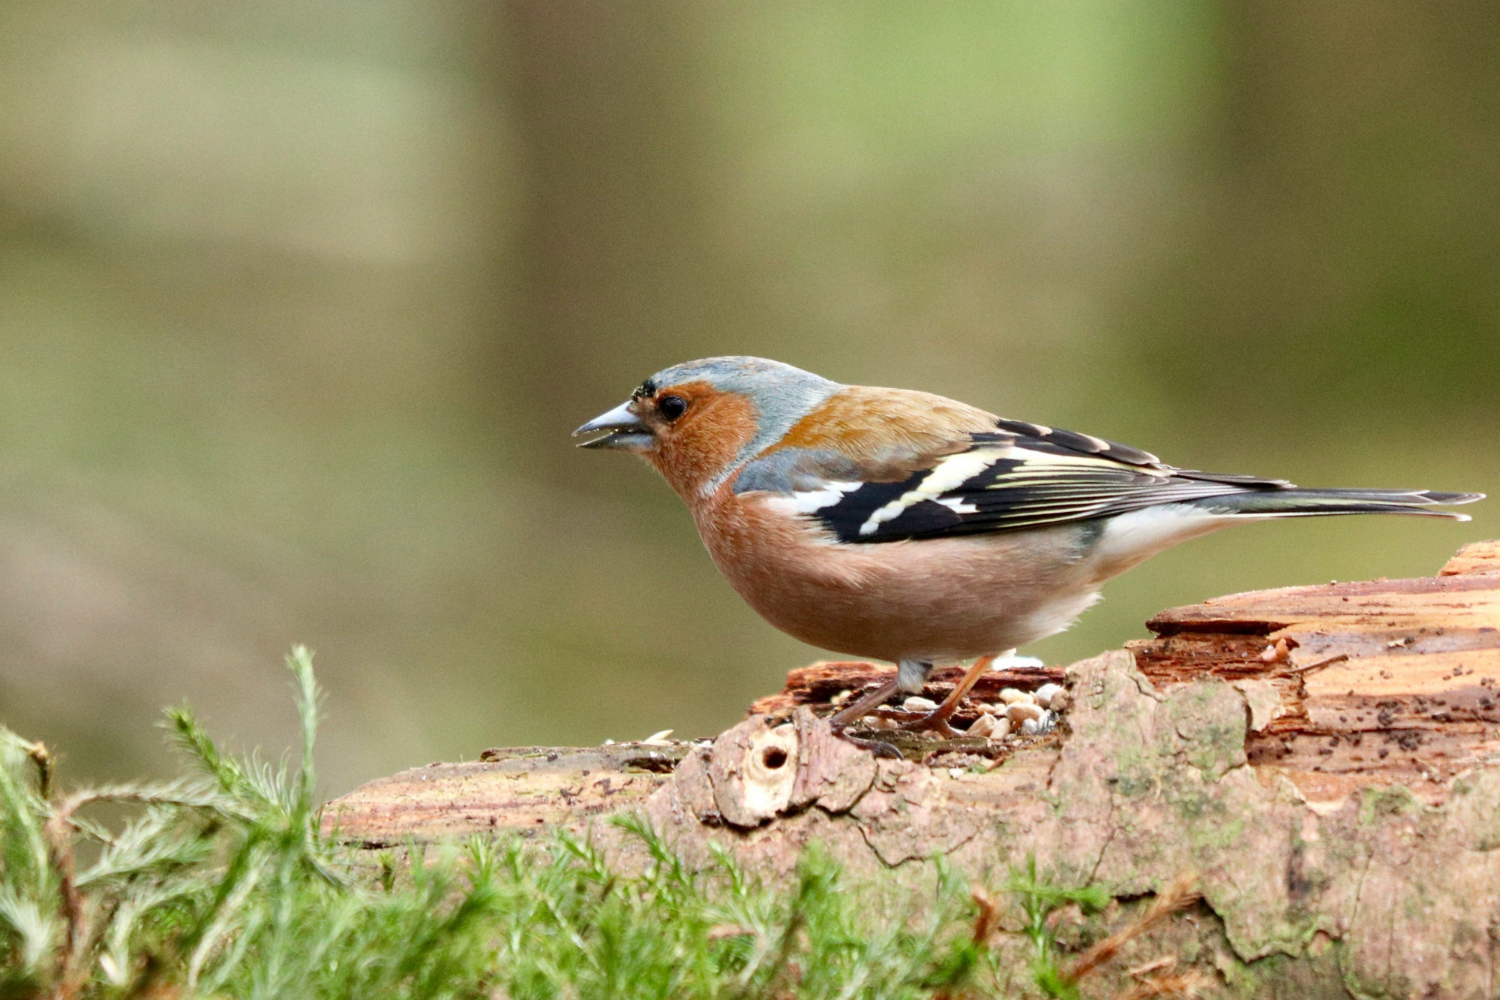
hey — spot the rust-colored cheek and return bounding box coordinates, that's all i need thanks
[648,392,758,499]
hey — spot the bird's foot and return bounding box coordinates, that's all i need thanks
[830,724,904,759]
[891,708,963,739]
[890,653,1001,740]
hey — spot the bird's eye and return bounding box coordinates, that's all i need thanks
[657,395,688,421]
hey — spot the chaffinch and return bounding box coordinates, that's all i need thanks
[574,356,1481,743]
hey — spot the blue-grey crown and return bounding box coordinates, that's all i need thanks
[642,356,843,492]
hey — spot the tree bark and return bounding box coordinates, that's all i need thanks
[326,540,1500,997]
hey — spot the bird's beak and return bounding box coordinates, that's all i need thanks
[573,400,654,451]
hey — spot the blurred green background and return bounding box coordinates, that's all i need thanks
[0,1,1495,796]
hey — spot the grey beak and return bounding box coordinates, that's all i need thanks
[573,400,654,451]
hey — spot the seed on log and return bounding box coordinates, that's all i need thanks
[967,712,1001,738]
[902,696,938,713]
[1022,711,1056,736]
[1006,702,1044,725]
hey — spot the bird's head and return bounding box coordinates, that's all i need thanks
[573,356,840,498]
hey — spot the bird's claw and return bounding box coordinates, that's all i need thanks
[892,711,963,739]
[830,726,904,759]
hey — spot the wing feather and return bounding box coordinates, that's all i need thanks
[734,415,1292,543]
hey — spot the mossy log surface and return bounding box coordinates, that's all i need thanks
[327,540,1500,998]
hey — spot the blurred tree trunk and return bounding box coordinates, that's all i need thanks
[490,1,725,488]
[1132,0,1500,432]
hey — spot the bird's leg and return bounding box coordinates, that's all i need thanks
[827,678,904,758]
[828,679,900,729]
[896,653,1001,738]
[829,659,936,756]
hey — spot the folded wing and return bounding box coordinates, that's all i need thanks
[738,416,1296,543]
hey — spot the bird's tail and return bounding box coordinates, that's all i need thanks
[1190,488,1484,521]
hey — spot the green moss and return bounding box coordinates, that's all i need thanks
[1337,940,1413,1000]
[1189,812,1245,854]
[1168,681,1248,780]
[1357,784,1421,826]
[1109,772,1159,798]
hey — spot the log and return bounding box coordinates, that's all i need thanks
[326,540,1500,997]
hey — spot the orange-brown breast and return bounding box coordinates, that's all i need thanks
[690,483,1097,662]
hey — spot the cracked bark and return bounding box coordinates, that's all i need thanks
[326,540,1500,998]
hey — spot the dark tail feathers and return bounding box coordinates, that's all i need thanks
[1192,488,1484,521]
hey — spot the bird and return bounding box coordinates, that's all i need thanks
[573,356,1482,748]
